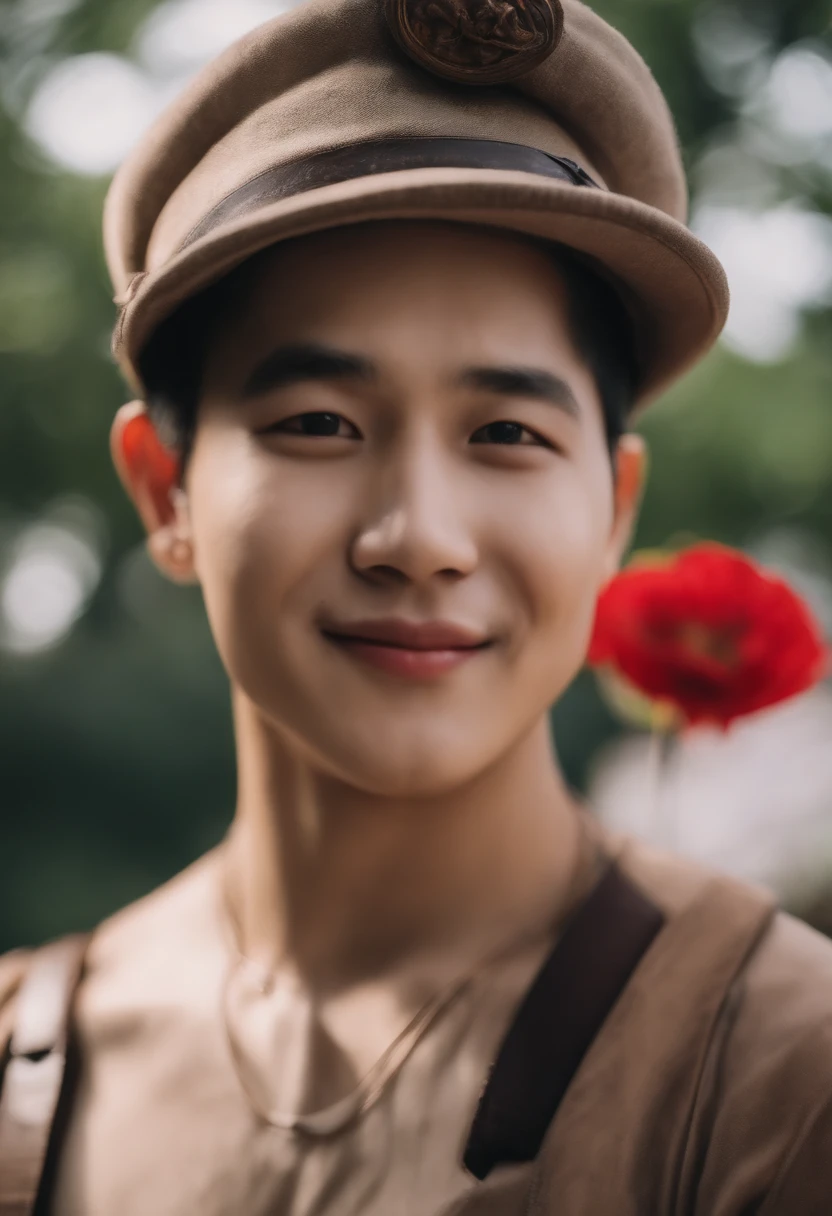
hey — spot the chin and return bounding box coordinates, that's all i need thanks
[302,718,498,800]
[334,758,485,800]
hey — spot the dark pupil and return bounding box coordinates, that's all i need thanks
[483,421,523,444]
[301,412,340,435]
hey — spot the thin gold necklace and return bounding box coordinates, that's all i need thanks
[222,949,484,1135]
[219,815,600,1137]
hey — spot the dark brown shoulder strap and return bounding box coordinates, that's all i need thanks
[0,933,91,1216]
[463,861,664,1180]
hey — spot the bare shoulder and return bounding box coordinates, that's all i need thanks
[2,846,227,1058]
[78,845,230,1026]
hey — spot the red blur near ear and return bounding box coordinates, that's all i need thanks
[122,412,180,486]
[115,409,182,529]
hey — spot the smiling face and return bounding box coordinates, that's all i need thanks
[114,221,645,797]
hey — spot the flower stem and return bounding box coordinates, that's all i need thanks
[647,727,677,849]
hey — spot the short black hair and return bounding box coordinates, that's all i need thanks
[138,229,640,481]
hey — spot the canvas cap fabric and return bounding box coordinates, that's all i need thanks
[104,0,730,411]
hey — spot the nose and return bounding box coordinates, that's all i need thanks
[350,433,478,587]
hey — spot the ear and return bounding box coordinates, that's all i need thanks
[110,401,198,585]
[601,432,648,583]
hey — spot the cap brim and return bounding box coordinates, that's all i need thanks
[116,166,729,411]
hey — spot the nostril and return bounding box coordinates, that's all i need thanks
[357,563,409,586]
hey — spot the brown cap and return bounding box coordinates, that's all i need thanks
[104,0,729,410]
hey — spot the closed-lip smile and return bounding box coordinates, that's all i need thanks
[320,618,492,679]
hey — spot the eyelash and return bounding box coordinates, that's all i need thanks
[264,412,555,449]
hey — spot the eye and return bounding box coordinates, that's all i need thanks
[469,421,552,448]
[263,411,361,439]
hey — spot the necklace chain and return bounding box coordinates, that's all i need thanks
[222,951,480,1135]
[219,814,601,1136]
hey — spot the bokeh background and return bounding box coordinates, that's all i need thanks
[1,0,832,952]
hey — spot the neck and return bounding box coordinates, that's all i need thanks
[222,688,583,996]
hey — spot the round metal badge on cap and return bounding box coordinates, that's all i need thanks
[383,0,565,85]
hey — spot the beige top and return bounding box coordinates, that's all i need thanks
[0,822,604,1216]
[2,827,832,1215]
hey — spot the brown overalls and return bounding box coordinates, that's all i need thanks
[2,832,832,1214]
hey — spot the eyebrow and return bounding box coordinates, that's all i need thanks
[242,342,376,397]
[458,366,581,418]
[242,342,580,419]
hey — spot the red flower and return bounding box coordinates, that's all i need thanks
[588,543,829,730]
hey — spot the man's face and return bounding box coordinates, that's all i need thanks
[130,222,644,796]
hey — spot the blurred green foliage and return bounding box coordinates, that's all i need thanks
[1,0,831,950]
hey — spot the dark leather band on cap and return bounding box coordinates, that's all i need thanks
[181,138,601,251]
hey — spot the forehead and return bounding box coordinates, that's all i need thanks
[208,220,588,377]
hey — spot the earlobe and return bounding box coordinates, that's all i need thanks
[110,402,198,585]
[147,488,199,585]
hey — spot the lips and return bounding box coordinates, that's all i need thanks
[320,618,492,679]
[322,618,488,649]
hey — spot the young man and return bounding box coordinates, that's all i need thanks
[2,0,832,1212]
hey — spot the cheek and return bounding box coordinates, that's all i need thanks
[186,431,348,671]
[499,462,613,667]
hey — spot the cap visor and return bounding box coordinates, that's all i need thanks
[117,166,729,408]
